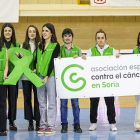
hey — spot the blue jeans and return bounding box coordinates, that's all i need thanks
[60,98,80,124]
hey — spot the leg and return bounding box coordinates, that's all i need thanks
[90,98,100,123]
[104,97,116,124]
[0,85,7,132]
[33,83,40,121]
[60,99,68,124]
[37,75,47,130]
[71,98,80,124]
[22,80,33,121]
[134,95,140,128]
[7,85,17,121]
[46,76,57,130]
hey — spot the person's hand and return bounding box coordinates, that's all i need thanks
[42,76,48,85]
[3,74,8,81]
[81,55,86,60]
[15,52,20,57]
[116,53,121,58]
[20,53,24,58]
[73,55,78,59]
[32,69,36,74]
[57,56,61,59]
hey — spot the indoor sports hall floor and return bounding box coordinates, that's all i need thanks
[1,96,140,140]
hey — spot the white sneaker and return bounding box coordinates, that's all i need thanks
[89,123,97,131]
[110,124,117,131]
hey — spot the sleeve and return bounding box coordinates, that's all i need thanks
[79,48,82,57]
[113,48,117,56]
[132,50,134,54]
[86,48,92,57]
[47,43,60,77]
[20,44,23,48]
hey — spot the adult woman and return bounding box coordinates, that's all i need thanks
[20,25,41,131]
[0,37,8,136]
[1,23,20,130]
[34,23,60,134]
[82,29,120,131]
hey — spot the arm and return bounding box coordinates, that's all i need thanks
[3,49,8,81]
[47,43,60,76]
[42,43,60,85]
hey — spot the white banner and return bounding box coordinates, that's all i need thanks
[54,55,140,99]
[0,0,19,23]
[90,0,140,6]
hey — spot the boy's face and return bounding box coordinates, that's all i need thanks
[63,34,73,44]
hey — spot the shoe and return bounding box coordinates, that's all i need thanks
[9,121,17,131]
[36,121,40,131]
[0,131,7,136]
[28,120,34,131]
[38,128,45,134]
[135,128,140,132]
[89,123,97,131]
[61,123,68,133]
[74,123,82,133]
[45,128,56,134]
[110,124,117,131]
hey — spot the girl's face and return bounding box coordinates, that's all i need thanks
[42,26,52,40]
[28,27,36,40]
[4,27,12,40]
[96,33,106,48]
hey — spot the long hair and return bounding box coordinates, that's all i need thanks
[95,29,107,40]
[1,23,16,47]
[137,32,140,46]
[0,37,2,51]
[22,25,41,50]
[39,23,57,50]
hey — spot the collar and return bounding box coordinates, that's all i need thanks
[64,44,74,49]
[96,44,109,50]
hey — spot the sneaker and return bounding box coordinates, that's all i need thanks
[61,123,68,133]
[38,128,45,134]
[110,124,117,131]
[89,123,97,131]
[9,121,17,131]
[45,128,56,134]
[36,121,40,131]
[135,128,140,132]
[74,123,82,133]
[0,131,7,136]
[28,120,34,131]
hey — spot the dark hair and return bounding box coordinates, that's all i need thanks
[62,28,74,38]
[39,23,57,50]
[0,37,2,51]
[95,29,107,40]
[1,23,16,47]
[137,32,140,46]
[22,25,41,50]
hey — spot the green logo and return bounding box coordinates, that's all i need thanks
[61,64,86,92]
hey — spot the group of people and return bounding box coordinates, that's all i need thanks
[0,22,140,136]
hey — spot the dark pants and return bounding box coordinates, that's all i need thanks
[0,85,7,131]
[90,97,116,124]
[7,84,17,121]
[22,80,40,121]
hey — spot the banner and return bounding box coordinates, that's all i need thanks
[90,0,140,6]
[0,0,19,23]
[54,55,140,99]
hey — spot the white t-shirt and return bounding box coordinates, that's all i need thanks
[20,41,36,81]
